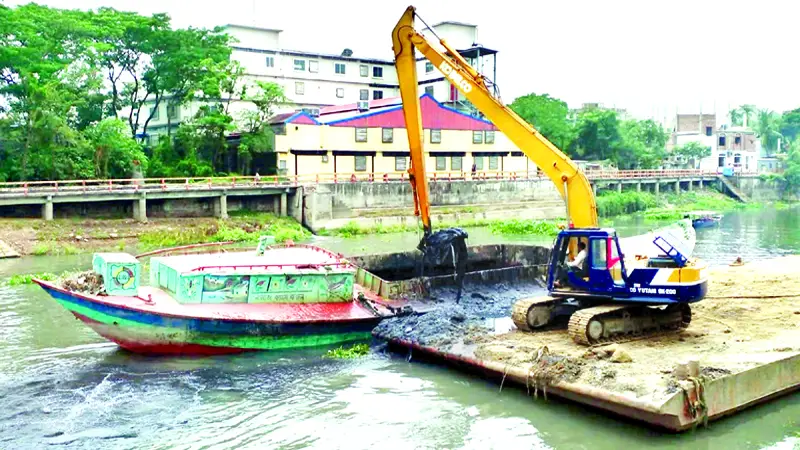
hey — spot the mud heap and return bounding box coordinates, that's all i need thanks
[59,271,106,296]
[372,282,546,348]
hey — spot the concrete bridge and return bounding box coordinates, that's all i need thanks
[0,170,740,223]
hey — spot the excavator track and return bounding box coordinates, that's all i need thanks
[511,296,558,331]
[568,303,692,346]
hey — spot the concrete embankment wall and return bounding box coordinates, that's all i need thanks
[730,176,798,202]
[302,179,563,232]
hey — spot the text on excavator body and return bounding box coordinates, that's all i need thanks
[439,61,472,93]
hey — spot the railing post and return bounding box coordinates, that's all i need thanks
[350,173,356,183]
[185,178,189,190]
[383,173,389,183]
[161,178,166,191]
[54,181,59,192]
[108,179,112,191]
[232,177,236,188]
[82,180,86,194]
[294,175,298,186]
[23,183,28,196]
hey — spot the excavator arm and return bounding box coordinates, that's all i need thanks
[392,6,598,229]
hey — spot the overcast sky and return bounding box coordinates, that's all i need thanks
[6,0,799,122]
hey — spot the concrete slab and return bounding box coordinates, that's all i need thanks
[0,239,20,258]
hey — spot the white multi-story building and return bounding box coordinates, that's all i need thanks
[140,21,498,144]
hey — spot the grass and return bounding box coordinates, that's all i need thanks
[5,270,80,285]
[324,343,371,359]
[597,188,779,221]
[320,217,563,238]
[137,212,310,250]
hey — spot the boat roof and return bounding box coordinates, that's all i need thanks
[154,245,353,275]
[686,210,719,215]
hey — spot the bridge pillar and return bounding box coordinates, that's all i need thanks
[675,179,680,193]
[687,179,693,191]
[214,193,228,219]
[616,182,622,193]
[654,183,660,196]
[42,196,53,221]
[591,183,597,197]
[280,192,288,217]
[636,182,642,192]
[273,195,280,214]
[133,194,147,223]
[699,178,703,189]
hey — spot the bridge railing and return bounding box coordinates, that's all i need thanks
[0,169,722,196]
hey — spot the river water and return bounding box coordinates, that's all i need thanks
[1,207,799,449]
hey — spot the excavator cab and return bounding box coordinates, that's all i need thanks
[548,229,627,296]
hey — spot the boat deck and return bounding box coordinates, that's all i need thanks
[156,245,352,275]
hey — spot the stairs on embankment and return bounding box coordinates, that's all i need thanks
[717,176,749,202]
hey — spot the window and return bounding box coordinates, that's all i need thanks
[372,66,383,78]
[718,154,725,168]
[451,156,463,171]
[705,126,712,136]
[308,60,319,73]
[359,65,368,77]
[336,88,344,98]
[430,129,441,144]
[382,128,393,143]
[355,155,367,172]
[425,61,434,73]
[167,103,179,120]
[474,156,484,170]
[489,156,499,170]
[278,160,287,171]
[472,130,483,144]
[149,105,160,121]
[335,63,346,74]
[734,135,742,145]
[322,154,329,163]
[359,89,369,101]
[485,131,495,144]
[591,239,607,269]
[435,156,446,170]
[424,85,434,96]
[293,59,306,71]
[265,56,274,68]
[734,153,741,165]
[295,82,305,95]
[395,156,407,171]
[718,135,726,147]
[373,90,384,100]
[355,127,367,142]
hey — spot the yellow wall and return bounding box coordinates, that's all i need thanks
[273,122,538,177]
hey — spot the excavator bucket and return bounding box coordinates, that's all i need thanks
[417,228,469,302]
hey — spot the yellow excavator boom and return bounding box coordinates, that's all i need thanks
[392,5,598,230]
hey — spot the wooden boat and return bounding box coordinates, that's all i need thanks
[684,211,723,228]
[34,241,408,356]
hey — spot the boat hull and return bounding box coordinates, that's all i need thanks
[692,218,720,228]
[38,282,383,356]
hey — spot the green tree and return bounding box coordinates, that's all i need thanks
[84,118,148,178]
[754,109,783,155]
[237,81,287,173]
[729,104,757,127]
[569,109,622,163]
[783,139,800,188]
[618,119,669,169]
[509,93,575,150]
[780,108,800,144]
[672,141,711,169]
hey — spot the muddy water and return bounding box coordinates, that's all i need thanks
[1,207,799,449]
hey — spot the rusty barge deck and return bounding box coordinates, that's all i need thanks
[371,254,800,432]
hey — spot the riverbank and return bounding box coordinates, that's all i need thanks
[596,188,787,220]
[0,211,309,256]
[0,189,791,256]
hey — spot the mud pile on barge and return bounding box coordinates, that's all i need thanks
[374,256,800,431]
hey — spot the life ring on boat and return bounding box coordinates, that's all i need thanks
[112,266,135,288]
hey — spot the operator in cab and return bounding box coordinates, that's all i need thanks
[554,241,588,288]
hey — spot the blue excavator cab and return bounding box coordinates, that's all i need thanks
[546,228,705,304]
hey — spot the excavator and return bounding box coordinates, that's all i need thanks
[392,6,710,345]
